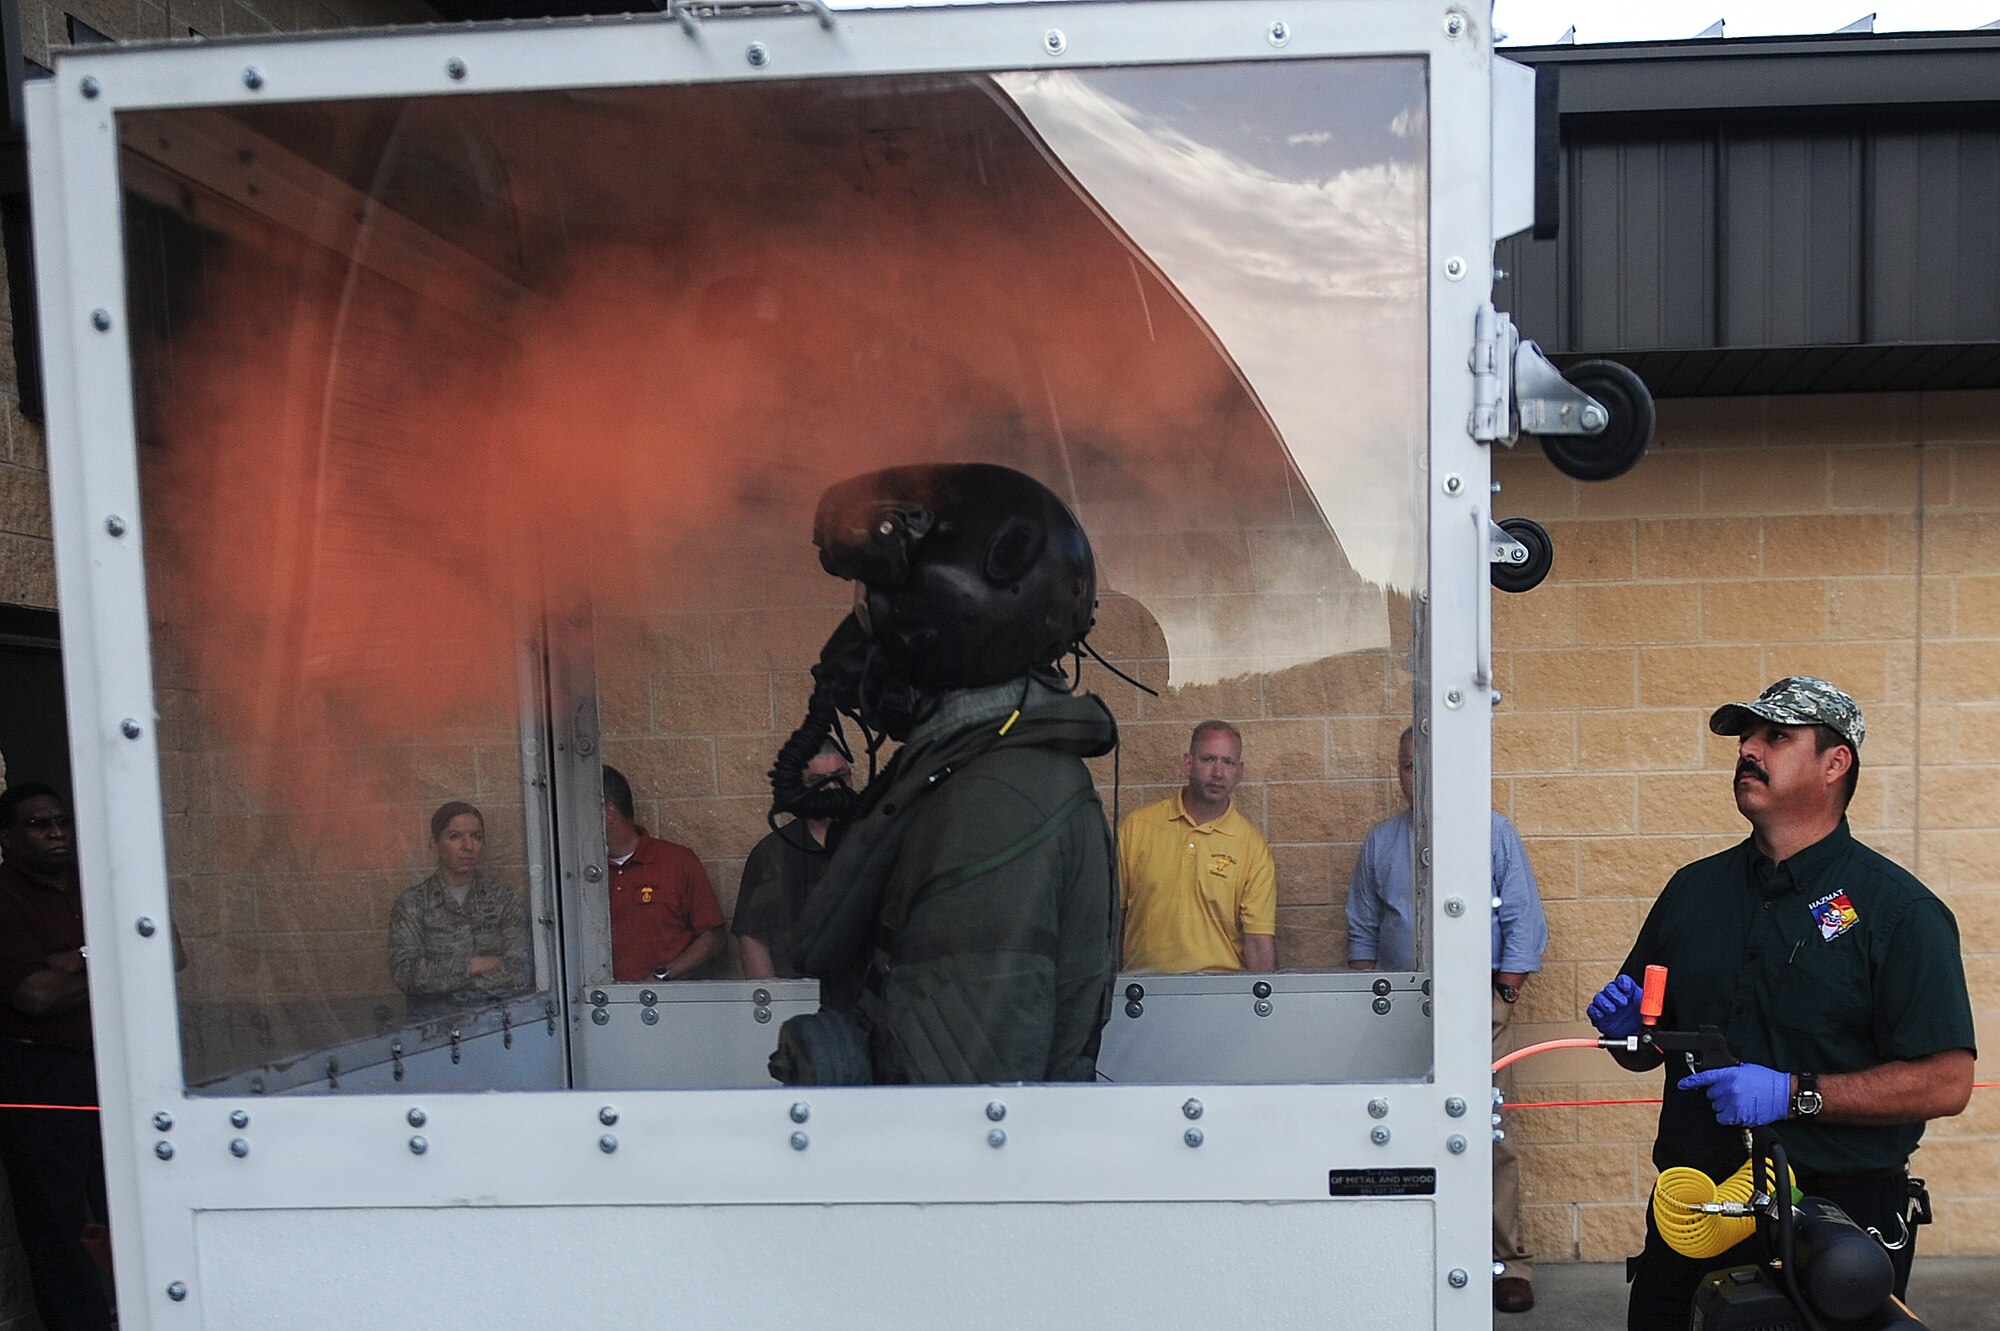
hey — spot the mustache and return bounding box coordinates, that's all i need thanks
[1736,758,1768,783]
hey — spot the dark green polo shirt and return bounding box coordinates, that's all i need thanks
[1621,819,1975,1180]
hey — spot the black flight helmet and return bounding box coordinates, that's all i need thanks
[814,463,1096,690]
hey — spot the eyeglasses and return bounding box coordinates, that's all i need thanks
[21,814,73,832]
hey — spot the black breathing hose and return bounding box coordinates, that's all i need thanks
[1767,1137,1830,1331]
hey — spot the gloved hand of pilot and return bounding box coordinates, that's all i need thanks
[1585,974,1645,1039]
[1678,1064,1792,1127]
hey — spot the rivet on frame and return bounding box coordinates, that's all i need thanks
[446,57,467,80]
[79,75,100,99]
[242,67,265,91]
[90,309,111,332]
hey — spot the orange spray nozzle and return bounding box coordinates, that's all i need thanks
[1640,964,1668,1027]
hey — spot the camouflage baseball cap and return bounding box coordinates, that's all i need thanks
[1709,675,1865,750]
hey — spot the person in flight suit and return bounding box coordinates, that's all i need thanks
[769,463,1119,1086]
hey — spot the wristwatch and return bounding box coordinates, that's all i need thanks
[1792,1072,1823,1119]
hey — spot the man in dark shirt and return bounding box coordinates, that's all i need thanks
[1585,678,1975,1331]
[733,746,850,979]
[0,783,112,1331]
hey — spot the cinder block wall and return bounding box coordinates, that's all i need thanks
[1494,391,2000,1262]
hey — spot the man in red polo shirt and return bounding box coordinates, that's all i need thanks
[0,783,112,1331]
[601,766,725,982]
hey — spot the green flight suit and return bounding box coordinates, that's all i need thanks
[786,677,1118,1084]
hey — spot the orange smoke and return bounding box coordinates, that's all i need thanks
[128,76,1296,873]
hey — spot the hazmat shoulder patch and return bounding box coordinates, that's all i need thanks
[1808,890,1859,941]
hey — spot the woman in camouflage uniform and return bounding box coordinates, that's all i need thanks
[387,801,532,1020]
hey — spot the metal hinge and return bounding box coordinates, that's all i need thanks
[1469,304,1519,444]
[1472,304,1612,445]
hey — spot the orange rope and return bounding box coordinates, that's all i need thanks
[1505,1082,2000,1111]
[0,1103,99,1112]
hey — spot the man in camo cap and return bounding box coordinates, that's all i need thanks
[1583,676,1976,1330]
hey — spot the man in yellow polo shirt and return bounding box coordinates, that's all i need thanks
[1119,720,1278,972]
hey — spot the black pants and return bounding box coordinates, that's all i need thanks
[1627,1165,1916,1331]
[0,1043,113,1331]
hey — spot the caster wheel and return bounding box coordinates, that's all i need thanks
[1540,359,1654,482]
[1491,516,1554,594]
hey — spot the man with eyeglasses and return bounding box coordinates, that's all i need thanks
[0,782,111,1331]
[1118,720,1278,973]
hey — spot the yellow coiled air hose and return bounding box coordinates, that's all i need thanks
[1652,1158,1796,1259]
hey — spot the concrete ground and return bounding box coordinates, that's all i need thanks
[1503,1258,2000,1329]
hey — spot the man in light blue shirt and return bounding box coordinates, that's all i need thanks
[1347,726,1549,1315]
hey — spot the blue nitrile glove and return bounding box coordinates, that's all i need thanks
[1586,974,1645,1039]
[1679,1064,1792,1127]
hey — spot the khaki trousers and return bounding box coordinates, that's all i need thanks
[1493,988,1532,1279]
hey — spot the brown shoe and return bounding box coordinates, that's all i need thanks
[1494,1276,1535,1314]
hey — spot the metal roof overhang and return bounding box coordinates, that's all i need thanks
[1496,31,2000,397]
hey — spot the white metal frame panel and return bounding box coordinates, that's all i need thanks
[28,3,1510,1325]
